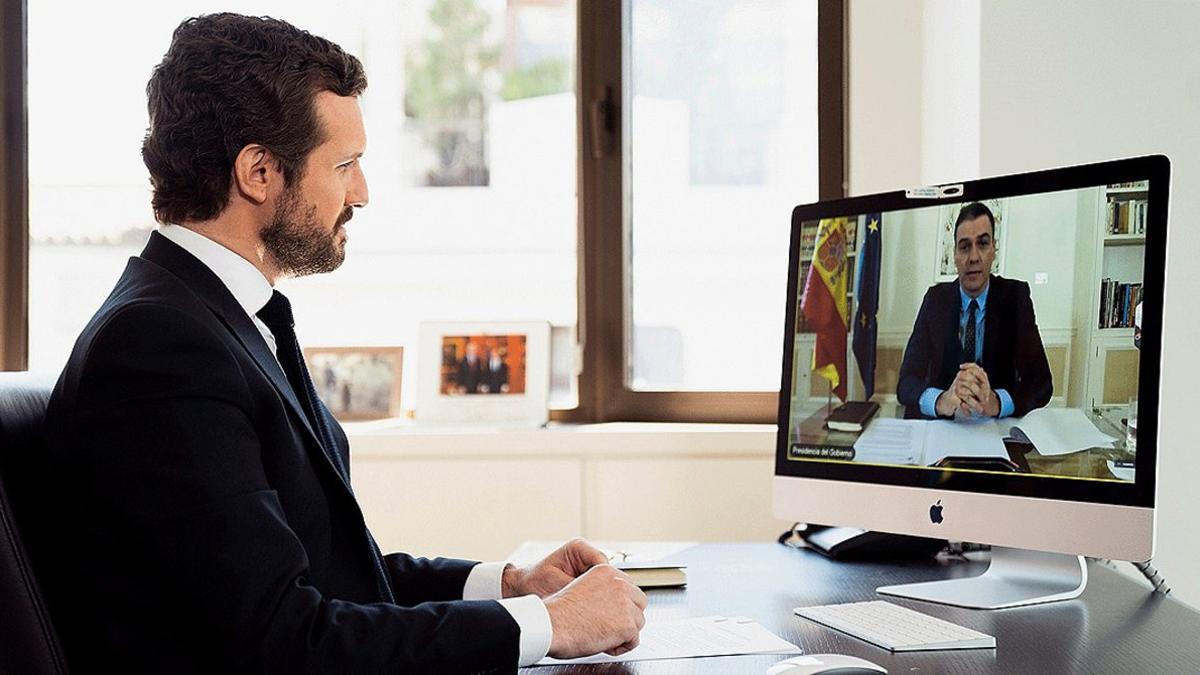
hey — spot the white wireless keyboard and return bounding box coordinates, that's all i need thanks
[794,600,996,652]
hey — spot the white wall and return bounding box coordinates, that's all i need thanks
[978,0,1200,608]
[849,0,1200,607]
[847,0,924,194]
[1002,190,1082,331]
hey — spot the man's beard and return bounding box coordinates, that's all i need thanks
[261,187,353,278]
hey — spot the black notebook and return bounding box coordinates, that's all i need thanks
[824,401,880,432]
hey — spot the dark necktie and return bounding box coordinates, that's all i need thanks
[256,290,349,481]
[256,290,395,602]
[961,299,979,364]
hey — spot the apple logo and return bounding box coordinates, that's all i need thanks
[929,500,944,524]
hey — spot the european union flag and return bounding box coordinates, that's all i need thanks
[853,213,882,399]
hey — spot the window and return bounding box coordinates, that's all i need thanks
[626,1,820,392]
[2,0,844,422]
[24,0,579,411]
[578,0,844,422]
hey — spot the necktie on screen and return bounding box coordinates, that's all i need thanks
[256,290,395,602]
[961,299,979,365]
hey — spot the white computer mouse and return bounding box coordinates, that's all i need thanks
[766,653,887,675]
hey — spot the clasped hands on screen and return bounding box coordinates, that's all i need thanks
[936,363,1000,418]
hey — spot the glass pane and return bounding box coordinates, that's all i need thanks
[28,0,578,410]
[625,0,819,391]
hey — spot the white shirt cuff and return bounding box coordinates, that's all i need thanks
[462,561,507,600]
[463,561,553,666]
[497,594,553,666]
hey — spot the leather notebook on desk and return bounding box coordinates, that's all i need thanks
[824,401,880,432]
[616,562,687,588]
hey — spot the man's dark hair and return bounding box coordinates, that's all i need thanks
[954,202,996,240]
[142,13,367,224]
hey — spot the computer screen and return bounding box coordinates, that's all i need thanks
[773,156,1168,580]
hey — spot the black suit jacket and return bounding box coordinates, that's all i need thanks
[38,232,519,673]
[486,362,509,395]
[897,275,1053,419]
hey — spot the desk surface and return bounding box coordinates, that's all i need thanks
[529,543,1200,674]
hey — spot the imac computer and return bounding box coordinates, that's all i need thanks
[773,155,1168,609]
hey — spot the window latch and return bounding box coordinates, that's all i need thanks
[589,85,617,159]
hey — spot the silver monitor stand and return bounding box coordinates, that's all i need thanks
[877,547,1087,609]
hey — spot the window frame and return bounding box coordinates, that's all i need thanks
[1,1,847,422]
[1,0,29,371]
[566,0,846,423]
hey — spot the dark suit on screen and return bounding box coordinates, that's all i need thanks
[897,275,1053,419]
[37,232,519,673]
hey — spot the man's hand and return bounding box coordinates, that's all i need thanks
[544,564,648,659]
[502,538,608,599]
[953,363,999,417]
[935,387,964,417]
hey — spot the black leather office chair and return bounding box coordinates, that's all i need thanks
[0,372,68,674]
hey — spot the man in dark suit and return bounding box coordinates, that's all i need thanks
[897,202,1053,419]
[486,347,511,394]
[457,342,487,393]
[38,14,644,673]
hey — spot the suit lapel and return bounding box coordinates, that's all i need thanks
[139,232,353,494]
[943,283,961,372]
[982,276,1001,372]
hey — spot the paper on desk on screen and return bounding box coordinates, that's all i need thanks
[1003,407,1115,456]
[854,417,1007,465]
[924,416,1009,464]
[853,408,1114,464]
[852,418,926,464]
[533,615,800,666]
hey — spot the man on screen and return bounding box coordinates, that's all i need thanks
[897,202,1053,419]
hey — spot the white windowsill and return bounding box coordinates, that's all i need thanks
[344,420,777,459]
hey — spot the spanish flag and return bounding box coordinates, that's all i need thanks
[801,217,850,400]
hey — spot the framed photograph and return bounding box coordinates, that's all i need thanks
[418,321,551,426]
[303,346,404,421]
[935,198,1007,281]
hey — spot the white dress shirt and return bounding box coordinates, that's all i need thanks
[157,225,552,666]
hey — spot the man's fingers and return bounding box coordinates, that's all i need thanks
[958,378,984,400]
[564,538,608,571]
[958,366,985,387]
[963,392,985,414]
[626,581,648,610]
[970,365,992,391]
[606,640,638,657]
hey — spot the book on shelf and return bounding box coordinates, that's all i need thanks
[845,219,858,252]
[1107,198,1147,235]
[615,562,688,589]
[799,227,818,253]
[1098,278,1142,329]
[824,401,881,433]
[1108,180,1149,191]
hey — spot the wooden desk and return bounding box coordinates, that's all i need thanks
[528,543,1200,674]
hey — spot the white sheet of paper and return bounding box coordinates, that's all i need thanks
[924,417,1009,465]
[853,418,926,464]
[1008,407,1116,456]
[533,616,801,666]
